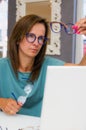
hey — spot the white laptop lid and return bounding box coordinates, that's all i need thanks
[40,66,86,130]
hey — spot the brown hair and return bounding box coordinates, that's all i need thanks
[7,14,49,82]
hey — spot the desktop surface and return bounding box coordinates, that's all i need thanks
[0,111,40,130]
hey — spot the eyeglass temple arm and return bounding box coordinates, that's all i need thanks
[50,21,69,29]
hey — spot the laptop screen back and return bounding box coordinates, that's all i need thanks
[40,66,86,130]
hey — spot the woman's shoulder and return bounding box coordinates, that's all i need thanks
[43,56,65,66]
[0,57,9,66]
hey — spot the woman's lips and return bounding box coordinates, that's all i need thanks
[31,48,38,53]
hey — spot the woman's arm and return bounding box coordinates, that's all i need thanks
[78,54,86,65]
[64,55,86,66]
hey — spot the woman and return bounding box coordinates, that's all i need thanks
[0,14,85,117]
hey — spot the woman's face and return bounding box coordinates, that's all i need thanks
[18,23,46,59]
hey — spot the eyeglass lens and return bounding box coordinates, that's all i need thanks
[64,23,76,34]
[26,33,47,45]
[50,22,61,33]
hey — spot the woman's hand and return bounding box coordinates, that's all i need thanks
[0,98,22,115]
[73,18,86,35]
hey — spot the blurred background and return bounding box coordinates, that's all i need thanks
[0,0,86,63]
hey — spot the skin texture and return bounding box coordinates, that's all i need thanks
[74,18,86,35]
[18,23,45,72]
[0,98,22,115]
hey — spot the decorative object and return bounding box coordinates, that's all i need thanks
[16,0,62,55]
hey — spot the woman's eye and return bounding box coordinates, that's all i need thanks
[29,34,34,38]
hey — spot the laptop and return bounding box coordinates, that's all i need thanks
[40,66,86,130]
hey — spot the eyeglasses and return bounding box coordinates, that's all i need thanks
[50,21,76,35]
[17,84,33,105]
[26,33,48,45]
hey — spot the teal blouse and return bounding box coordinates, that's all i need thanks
[0,56,65,117]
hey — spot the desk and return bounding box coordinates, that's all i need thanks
[0,111,40,130]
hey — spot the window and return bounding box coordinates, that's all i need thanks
[0,29,2,41]
[0,0,8,57]
[75,0,86,63]
[83,0,86,17]
[82,0,86,55]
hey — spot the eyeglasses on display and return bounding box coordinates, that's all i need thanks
[26,33,49,45]
[50,21,77,35]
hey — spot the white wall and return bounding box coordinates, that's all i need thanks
[75,0,84,63]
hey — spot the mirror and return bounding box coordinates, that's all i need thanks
[26,1,51,21]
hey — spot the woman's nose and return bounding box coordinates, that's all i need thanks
[33,37,39,46]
